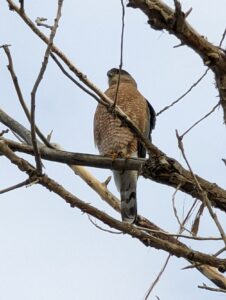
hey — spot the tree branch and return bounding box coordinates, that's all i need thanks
[127,0,226,123]
[2,45,52,147]
[176,130,226,247]
[1,135,226,214]
[157,68,209,116]
[1,112,226,289]
[1,139,226,271]
[3,0,225,290]
[0,179,30,194]
[30,0,63,173]
[0,108,34,145]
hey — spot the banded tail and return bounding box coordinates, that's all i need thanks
[113,170,138,224]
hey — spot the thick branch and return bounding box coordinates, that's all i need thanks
[3,138,226,214]
[0,108,34,145]
[1,140,226,271]
[3,138,143,169]
[1,115,226,288]
[127,0,226,122]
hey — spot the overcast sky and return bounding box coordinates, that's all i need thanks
[1,1,226,299]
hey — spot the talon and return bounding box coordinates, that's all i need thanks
[111,153,118,160]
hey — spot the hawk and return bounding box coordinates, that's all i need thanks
[94,68,156,223]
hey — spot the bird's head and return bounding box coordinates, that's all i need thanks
[107,68,137,87]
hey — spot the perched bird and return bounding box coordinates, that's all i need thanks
[94,68,155,223]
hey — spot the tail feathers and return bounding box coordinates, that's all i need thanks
[113,170,138,224]
[121,190,137,224]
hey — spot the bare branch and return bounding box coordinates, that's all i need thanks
[222,159,226,167]
[2,137,144,170]
[180,101,220,138]
[144,254,171,300]
[2,136,226,214]
[2,45,52,147]
[112,0,125,108]
[144,183,221,299]
[172,183,184,229]
[2,135,226,289]
[191,203,205,236]
[50,53,105,105]
[88,216,123,234]
[219,28,226,48]
[127,0,226,123]
[176,130,226,247]
[0,108,34,145]
[136,228,222,241]
[69,165,121,212]
[198,284,226,293]
[30,0,64,173]
[35,17,52,29]
[4,1,226,291]
[214,247,226,257]
[1,116,226,289]
[1,140,226,270]
[157,69,209,116]
[0,179,30,194]
[0,128,9,136]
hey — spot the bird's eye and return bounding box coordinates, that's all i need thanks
[107,71,112,77]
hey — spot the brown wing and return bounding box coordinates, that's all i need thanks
[138,99,156,158]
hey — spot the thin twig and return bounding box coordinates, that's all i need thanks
[180,101,220,139]
[172,184,198,234]
[173,41,185,48]
[19,0,24,12]
[0,129,9,136]
[181,199,198,230]
[184,7,192,18]
[219,28,226,48]
[144,190,199,299]
[136,227,222,241]
[157,69,209,116]
[222,159,226,167]
[191,203,205,236]
[0,179,30,194]
[198,284,226,293]
[2,45,52,147]
[88,215,123,234]
[213,247,226,257]
[30,0,64,173]
[3,45,30,119]
[50,53,105,105]
[182,263,203,270]
[144,254,171,300]
[112,0,125,107]
[35,17,52,29]
[10,130,25,143]
[172,183,184,228]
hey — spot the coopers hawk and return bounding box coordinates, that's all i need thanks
[94,68,155,223]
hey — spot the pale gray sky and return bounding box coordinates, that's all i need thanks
[1,1,226,299]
